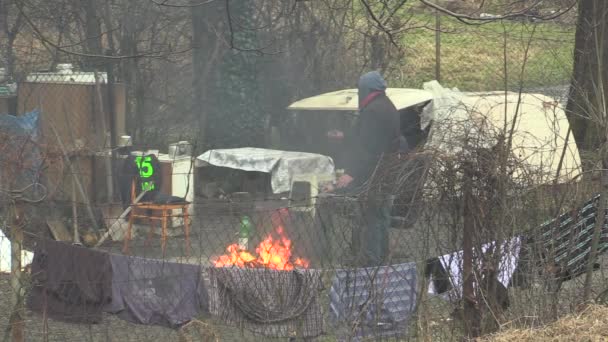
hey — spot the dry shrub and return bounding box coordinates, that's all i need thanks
[178,319,219,342]
[484,305,608,341]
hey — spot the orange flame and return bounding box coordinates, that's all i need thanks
[213,244,257,268]
[213,226,309,270]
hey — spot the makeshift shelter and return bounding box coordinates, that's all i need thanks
[287,82,582,184]
[287,88,433,112]
[288,82,582,265]
[421,81,581,183]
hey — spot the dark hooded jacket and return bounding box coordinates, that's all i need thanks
[344,71,404,191]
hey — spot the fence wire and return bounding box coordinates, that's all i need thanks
[1,10,604,342]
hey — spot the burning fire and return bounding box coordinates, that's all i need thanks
[214,226,310,270]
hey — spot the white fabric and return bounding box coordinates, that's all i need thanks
[0,229,34,273]
[196,148,335,194]
[428,236,521,297]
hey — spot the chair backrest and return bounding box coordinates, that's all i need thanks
[130,178,154,205]
[127,153,162,204]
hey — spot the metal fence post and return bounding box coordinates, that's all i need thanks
[435,9,441,82]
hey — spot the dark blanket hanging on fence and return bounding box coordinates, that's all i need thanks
[104,254,208,328]
[27,239,113,324]
[512,194,608,286]
[208,267,323,338]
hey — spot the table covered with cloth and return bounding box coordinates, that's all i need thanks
[196,147,335,194]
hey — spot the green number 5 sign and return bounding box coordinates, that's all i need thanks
[135,156,156,191]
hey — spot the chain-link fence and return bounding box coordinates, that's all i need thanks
[394,13,575,97]
[3,91,608,342]
[2,3,604,342]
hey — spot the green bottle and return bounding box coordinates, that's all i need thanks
[238,216,252,249]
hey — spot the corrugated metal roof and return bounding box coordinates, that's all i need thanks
[25,64,107,84]
[329,262,417,341]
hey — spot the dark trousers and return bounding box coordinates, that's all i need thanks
[354,195,394,267]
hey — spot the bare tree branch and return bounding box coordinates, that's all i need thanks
[15,0,193,60]
[224,0,282,54]
[417,0,577,25]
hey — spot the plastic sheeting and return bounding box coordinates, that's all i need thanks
[0,110,42,188]
[421,81,581,183]
[196,148,335,193]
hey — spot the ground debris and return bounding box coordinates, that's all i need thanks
[484,305,608,341]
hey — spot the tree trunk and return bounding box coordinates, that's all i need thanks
[83,0,103,69]
[191,2,223,150]
[370,33,387,72]
[0,0,23,82]
[191,5,207,148]
[568,0,608,302]
[566,0,608,169]
[119,0,136,138]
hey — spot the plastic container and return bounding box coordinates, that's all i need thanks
[238,216,252,250]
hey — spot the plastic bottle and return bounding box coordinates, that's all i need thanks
[238,216,252,250]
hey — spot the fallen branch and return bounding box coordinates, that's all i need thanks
[95,190,148,247]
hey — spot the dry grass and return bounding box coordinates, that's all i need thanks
[484,305,608,342]
[178,319,220,342]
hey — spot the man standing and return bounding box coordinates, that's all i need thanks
[331,71,406,266]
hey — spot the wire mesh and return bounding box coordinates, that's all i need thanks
[1,4,602,342]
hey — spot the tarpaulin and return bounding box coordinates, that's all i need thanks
[0,110,42,188]
[196,148,335,193]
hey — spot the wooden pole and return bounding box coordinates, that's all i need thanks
[72,177,82,245]
[95,189,148,247]
[9,200,24,342]
[584,167,608,301]
[462,163,479,337]
[49,122,100,232]
[435,9,441,82]
[105,52,119,203]
[94,72,114,201]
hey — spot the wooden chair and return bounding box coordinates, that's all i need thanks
[122,180,191,256]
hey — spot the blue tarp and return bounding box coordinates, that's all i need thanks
[0,110,42,188]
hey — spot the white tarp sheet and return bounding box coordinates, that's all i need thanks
[421,81,582,183]
[1,228,34,273]
[196,148,335,193]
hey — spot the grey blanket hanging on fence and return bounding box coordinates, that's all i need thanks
[208,267,323,338]
[329,262,417,341]
[105,254,208,328]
